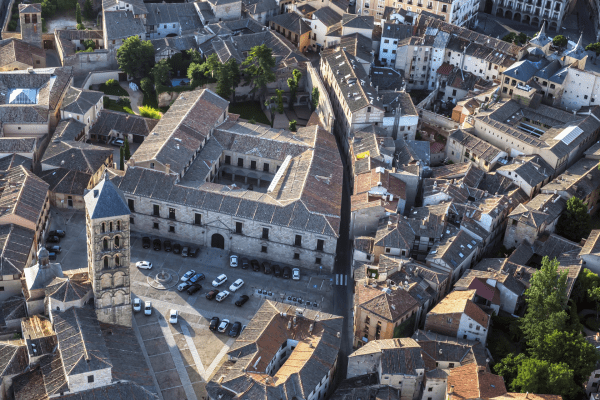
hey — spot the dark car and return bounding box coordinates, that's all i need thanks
[206,290,218,300]
[209,316,220,331]
[251,260,260,272]
[262,261,272,274]
[187,284,202,295]
[164,240,172,252]
[142,237,151,248]
[190,273,205,284]
[173,243,182,254]
[235,295,249,307]
[190,247,200,258]
[48,252,57,261]
[47,235,60,243]
[48,230,66,238]
[241,258,250,269]
[273,265,282,277]
[45,245,61,253]
[153,239,161,251]
[229,321,242,337]
[282,267,292,279]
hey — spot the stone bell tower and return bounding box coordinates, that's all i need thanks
[84,171,132,327]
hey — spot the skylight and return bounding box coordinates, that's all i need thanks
[7,88,38,104]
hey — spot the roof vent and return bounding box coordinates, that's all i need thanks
[377,182,382,186]
[93,190,99,198]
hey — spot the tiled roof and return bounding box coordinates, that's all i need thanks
[0,166,48,225]
[353,168,406,198]
[61,87,103,115]
[447,364,507,400]
[89,109,158,139]
[428,290,489,327]
[42,139,111,174]
[39,168,92,196]
[18,3,41,13]
[492,394,563,400]
[313,7,342,27]
[269,12,311,35]
[84,172,130,219]
[0,39,46,69]
[342,13,374,30]
[0,225,35,276]
[581,230,600,255]
[449,129,503,163]
[46,276,92,302]
[145,3,203,33]
[53,118,86,141]
[355,284,419,322]
[340,33,373,64]
[0,342,27,377]
[103,10,146,40]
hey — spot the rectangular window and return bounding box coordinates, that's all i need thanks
[251,160,257,170]
[128,199,135,212]
[153,222,159,229]
[317,239,324,251]
[194,213,202,225]
[367,107,371,112]
[153,205,160,216]
[385,248,390,253]
[449,363,455,368]
[261,246,267,253]
[295,235,302,246]
[293,253,300,260]
[25,14,30,23]
[263,163,269,172]
[238,158,244,167]
[316,257,321,264]
[169,208,176,220]
[169,226,175,233]
[88,375,94,383]
[130,217,134,224]
[262,228,269,240]
[236,222,243,234]
[32,14,37,23]
[225,155,231,164]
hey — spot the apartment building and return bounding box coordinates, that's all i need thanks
[356,0,479,26]
[491,0,572,31]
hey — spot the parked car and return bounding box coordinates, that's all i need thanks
[241,258,250,269]
[169,309,178,324]
[292,268,300,280]
[142,237,151,248]
[212,274,227,287]
[111,138,125,147]
[47,235,60,243]
[206,290,218,300]
[235,295,249,307]
[144,302,152,315]
[273,265,282,277]
[153,239,161,251]
[282,267,292,279]
[230,255,238,267]
[251,260,260,272]
[164,240,172,252]
[178,281,192,292]
[190,273,205,284]
[133,298,142,312]
[187,284,202,295]
[181,270,196,282]
[189,247,199,258]
[209,316,220,331]
[229,279,244,292]
[49,252,57,261]
[45,245,61,253]
[262,262,272,275]
[136,261,153,270]
[173,243,182,254]
[182,247,189,257]
[48,230,66,238]
[229,321,242,337]
[216,290,230,302]
[217,319,230,333]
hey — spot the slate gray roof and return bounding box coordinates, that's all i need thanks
[46,277,92,302]
[342,13,374,30]
[381,22,411,40]
[503,59,549,82]
[243,0,278,15]
[269,12,311,35]
[0,138,37,153]
[84,172,130,219]
[0,295,27,326]
[145,3,203,33]
[0,342,27,377]
[0,166,49,225]
[0,38,46,69]
[0,225,35,276]
[52,306,112,376]
[54,118,86,141]
[62,87,103,115]
[24,261,64,291]
[449,129,503,163]
[151,35,199,54]
[55,30,103,58]
[340,33,372,63]
[42,140,112,174]
[313,7,342,27]
[371,67,404,91]
[498,159,549,188]
[19,3,41,13]
[89,110,158,139]
[39,168,93,196]
[103,0,148,15]
[103,10,146,41]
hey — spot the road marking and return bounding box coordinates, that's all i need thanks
[131,317,165,400]
[204,338,236,380]
[345,274,348,286]
[182,324,207,380]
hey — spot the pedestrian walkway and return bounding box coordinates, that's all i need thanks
[120,82,143,114]
[335,274,348,286]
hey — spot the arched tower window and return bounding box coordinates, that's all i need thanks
[103,238,109,250]
[109,222,113,232]
[114,236,120,248]
[103,257,109,268]
[115,255,120,267]
[117,221,121,231]
[101,223,105,233]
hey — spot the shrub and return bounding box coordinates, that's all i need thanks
[106,79,119,87]
[586,317,600,331]
[103,96,109,107]
[289,120,297,132]
[118,97,131,107]
[140,77,154,94]
[7,20,17,31]
[139,106,161,120]
[76,23,85,30]
[123,106,134,114]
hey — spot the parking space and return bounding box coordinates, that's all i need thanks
[51,208,336,400]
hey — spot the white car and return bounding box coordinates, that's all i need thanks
[216,290,230,302]
[212,274,228,287]
[217,319,230,333]
[133,298,142,312]
[230,255,238,267]
[229,278,244,292]
[144,302,152,315]
[292,268,300,280]
[136,261,152,270]
[178,281,192,292]
[181,270,196,282]
[169,309,178,324]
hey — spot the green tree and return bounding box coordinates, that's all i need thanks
[116,36,155,79]
[493,352,527,388]
[553,35,568,48]
[187,63,205,86]
[590,286,600,321]
[511,358,581,400]
[310,87,319,111]
[140,77,154,94]
[502,32,516,43]
[83,39,95,50]
[167,53,186,76]
[57,0,76,11]
[151,59,171,86]
[76,3,82,24]
[200,54,221,78]
[216,63,233,100]
[84,0,94,19]
[521,256,569,351]
[556,196,590,242]
[123,137,131,160]
[289,120,297,132]
[186,49,204,64]
[287,69,302,109]
[227,58,241,101]
[119,147,124,171]
[572,268,600,306]
[586,43,600,64]
[265,98,274,127]
[275,89,284,114]
[242,44,276,94]
[41,0,56,18]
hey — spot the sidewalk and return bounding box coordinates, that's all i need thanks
[120,82,143,114]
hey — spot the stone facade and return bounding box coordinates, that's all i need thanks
[18,4,42,49]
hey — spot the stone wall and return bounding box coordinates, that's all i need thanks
[81,70,121,90]
[67,369,112,393]
[419,109,459,131]
[61,50,116,75]
[0,278,24,302]
[306,63,334,132]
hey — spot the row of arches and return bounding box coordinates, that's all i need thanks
[102,253,124,269]
[100,271,127,290]
[98,290,127,308]
[494,9,559,30]
[100,220,122,233]
[102,235,123,251]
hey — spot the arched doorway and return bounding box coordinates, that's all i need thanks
[496,8,504,16]
[505,10,512,19]
[523,15,531,24]
[211,233,225,249]
[513,12,521,22]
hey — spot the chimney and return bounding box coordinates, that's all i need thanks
[165,163,171,174]
[375,85,379,94]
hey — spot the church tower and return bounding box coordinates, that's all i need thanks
[18,4,42,49]
[84,171,132,327]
